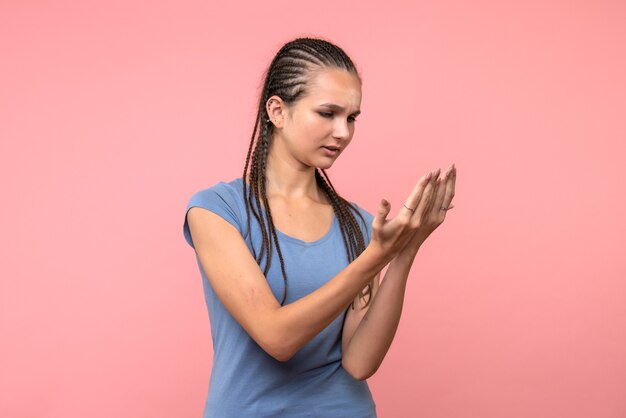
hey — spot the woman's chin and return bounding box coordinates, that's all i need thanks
[315,159,336,170]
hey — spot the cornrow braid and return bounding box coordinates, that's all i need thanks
[259,135,289,304]
[315,169,372,309]
[242,37,371,309]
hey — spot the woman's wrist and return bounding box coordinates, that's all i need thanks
[395,243,421,265]
[359,243,393,274]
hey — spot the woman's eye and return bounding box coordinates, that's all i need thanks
[319,112,357,123]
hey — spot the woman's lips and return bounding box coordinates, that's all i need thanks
[322,146,339,156]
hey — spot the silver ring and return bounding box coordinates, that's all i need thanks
[403,204,416,213]
[440,206,449,211]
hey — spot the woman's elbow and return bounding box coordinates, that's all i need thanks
[262,330,294,362]
[267,344,293,362]
[342,358,377,381]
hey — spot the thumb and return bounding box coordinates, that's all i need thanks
[373,198,390,228]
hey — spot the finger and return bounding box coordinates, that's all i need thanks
[372,198,391,230]
[402,171,431,218]
[442,165,456,210]
[414,169,438,220]
[423,168,440,215]
[431,166,451,217]
[425,176,441,216]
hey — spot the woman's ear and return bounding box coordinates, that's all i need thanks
[266,96,286,128]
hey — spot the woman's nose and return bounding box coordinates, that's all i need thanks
[332,119,350,139]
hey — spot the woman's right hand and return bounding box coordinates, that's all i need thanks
[369,168,441,264]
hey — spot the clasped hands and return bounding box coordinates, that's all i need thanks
[371,164,457,263]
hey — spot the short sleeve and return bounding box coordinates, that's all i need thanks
[350,202,374,246]
[183,182,244,249]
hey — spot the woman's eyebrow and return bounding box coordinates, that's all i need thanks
[319,103,361,116]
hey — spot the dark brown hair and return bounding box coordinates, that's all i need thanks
[242,37,374,310]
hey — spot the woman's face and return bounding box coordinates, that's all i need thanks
[270,68,362,170]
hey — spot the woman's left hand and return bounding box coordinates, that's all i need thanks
[398,164,456,259]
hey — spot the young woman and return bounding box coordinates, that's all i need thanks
[183,37,456,418]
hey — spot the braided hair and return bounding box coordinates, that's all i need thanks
[242,37,374,310]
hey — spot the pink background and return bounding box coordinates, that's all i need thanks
[2,1,625,417]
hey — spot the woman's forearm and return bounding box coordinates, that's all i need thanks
[341,250,417,379]
[273,244,391,361]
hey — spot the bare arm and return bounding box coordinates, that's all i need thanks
[187,207,390,362]
[342,164,457,379]
[186,170,438,362]
[341,252,414,380]
[341,271,381,366]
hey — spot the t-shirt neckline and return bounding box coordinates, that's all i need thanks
[234,177,337,246]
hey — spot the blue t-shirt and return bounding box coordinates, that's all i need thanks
[182,177,377,418]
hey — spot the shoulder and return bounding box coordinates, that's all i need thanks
[348,201,373,220]
[187,177,243,205]
[346,200,374,242]
[183,177,246,248]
